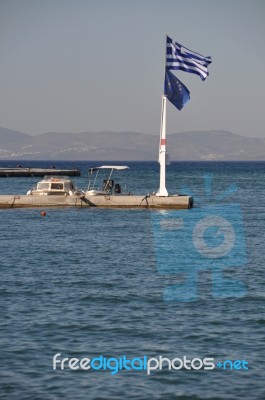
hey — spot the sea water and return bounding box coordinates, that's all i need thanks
[0,161,264,399]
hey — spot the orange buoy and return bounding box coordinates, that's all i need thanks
[40,211,46,217]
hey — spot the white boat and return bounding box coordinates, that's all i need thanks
[26,176,84,196]
[85,165,130,196]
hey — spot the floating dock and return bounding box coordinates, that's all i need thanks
[0,194,193,209]
[0,168,80,177]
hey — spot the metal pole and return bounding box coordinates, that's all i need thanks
[156,94,168,197]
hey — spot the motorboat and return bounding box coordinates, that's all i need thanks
[85,165,130,196]
[26,176,84,196]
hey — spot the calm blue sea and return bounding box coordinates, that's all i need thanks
[0,161,265,400]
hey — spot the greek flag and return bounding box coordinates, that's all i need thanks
[166,36,212,81]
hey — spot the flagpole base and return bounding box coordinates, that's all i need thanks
[156,188,168,197]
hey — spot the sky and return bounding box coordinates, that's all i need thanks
[0,0,265,138]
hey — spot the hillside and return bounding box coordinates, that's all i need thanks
[0,127,265,160]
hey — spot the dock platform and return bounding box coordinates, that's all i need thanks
[0,194,193,209]
[0,168,80,177]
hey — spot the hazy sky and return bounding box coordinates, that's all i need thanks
[1,0,265,137]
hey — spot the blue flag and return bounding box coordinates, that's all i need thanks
[166,36,212,81]
[164,70,190,110]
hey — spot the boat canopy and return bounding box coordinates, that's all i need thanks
[88,166,129,172]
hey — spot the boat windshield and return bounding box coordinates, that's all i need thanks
[37,183,50,190]
[51,183,64,190]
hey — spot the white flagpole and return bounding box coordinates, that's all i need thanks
[156,93,168,197]
[156,35,169,197]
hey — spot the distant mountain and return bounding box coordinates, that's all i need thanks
[0,127,265,160]
[0,127,32,148]
[167,131,265,161]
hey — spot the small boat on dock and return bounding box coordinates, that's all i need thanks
[26,176,84,196]
[86,165,130,196]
